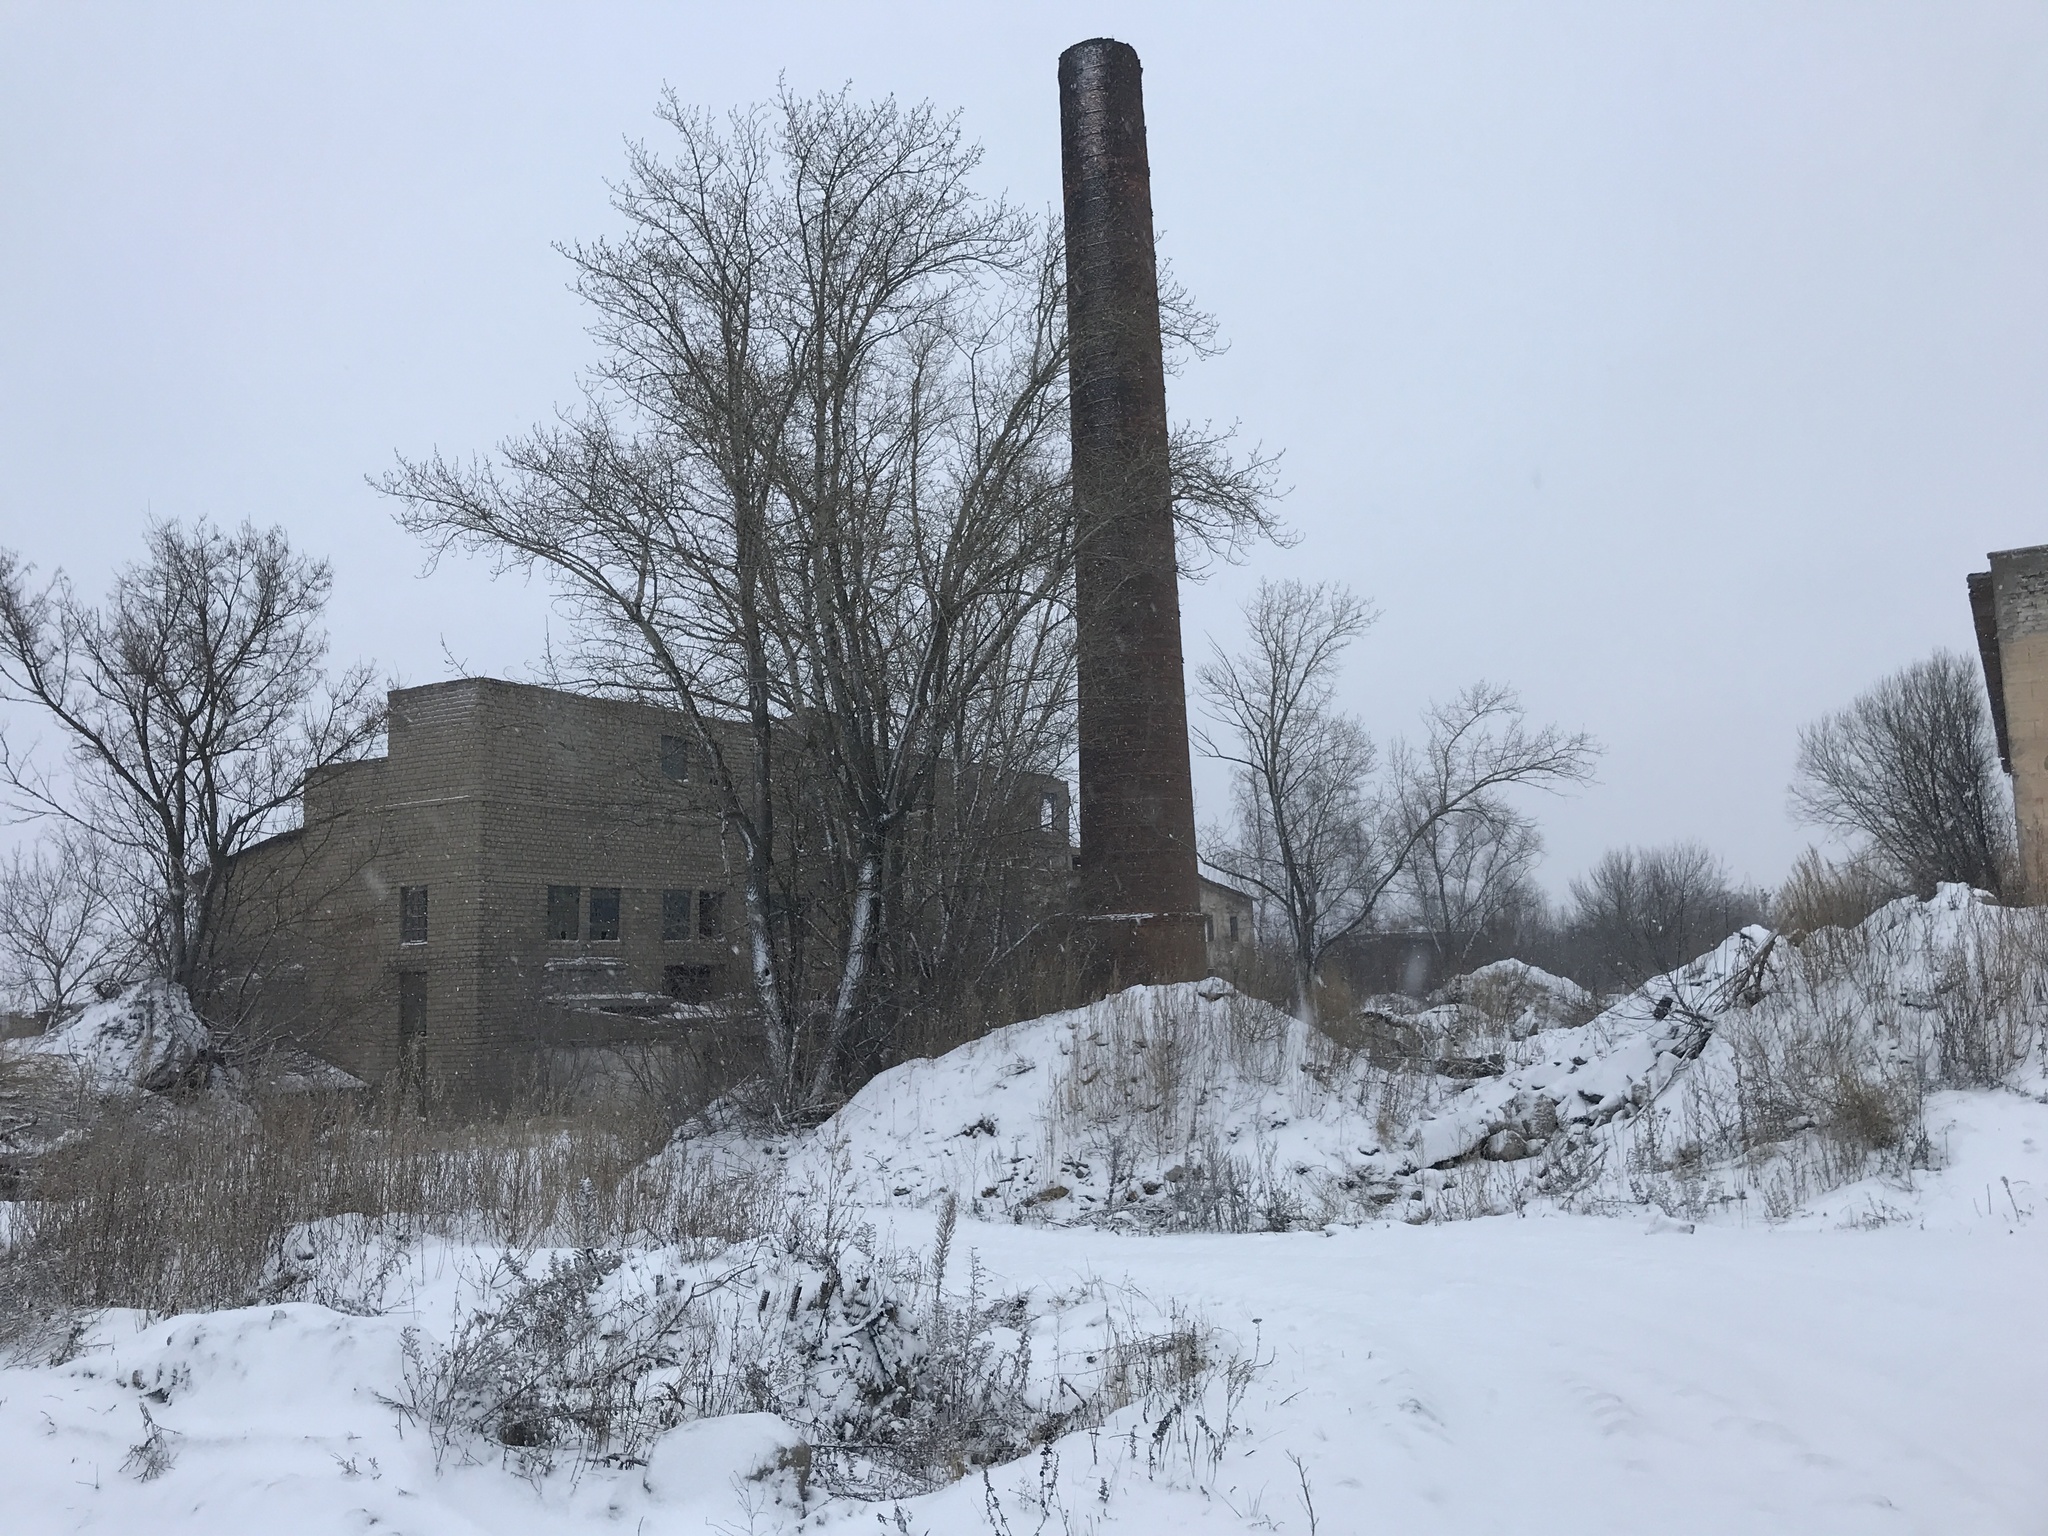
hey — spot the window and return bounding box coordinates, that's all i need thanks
[547,885,581,941]
[660,734,690,783]
[662,889,691,942]
[588,887,622,942]
[663,962,724,1004]
[1203,913,1215,943]
[697,889,726,940]
[1228,913,1240,942]
[1040,793,1058,832]
[399,885,428,945]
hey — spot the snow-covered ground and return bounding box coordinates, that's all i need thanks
[5,890,2047,1533]
[683,886,2041,1232]
[6,1136,2044,1533]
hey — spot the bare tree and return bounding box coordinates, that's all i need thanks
[1400,801,1544,968]
[387,87,1276,1110]
[0,827,127,1016]
[1198,579,1595,1023]
[1564,841,1762,990]
[1792,649,2013,898]
[0,522,384,1007]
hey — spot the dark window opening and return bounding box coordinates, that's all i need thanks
[660,734,690,783]
[546,885,581,941]
[662,889,691,942]
[399,885,428,945]
[1203,913,1215,943]
[1228,913,1240,942]
[397,972,427,1076]
[697,889,726,940]
[663,962,725,1004]
[588,887,622,942]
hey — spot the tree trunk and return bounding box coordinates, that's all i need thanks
[807,845,881,1108]
[1293,948,1319,1028]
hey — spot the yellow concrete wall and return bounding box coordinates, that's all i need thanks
[1990,547,2048,900]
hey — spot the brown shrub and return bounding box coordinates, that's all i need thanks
[2,1088,767,1321]
[1774,848,1895,937]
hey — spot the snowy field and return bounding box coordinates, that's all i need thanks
[5,1163,2043,1534]
[5,891,2047,1534]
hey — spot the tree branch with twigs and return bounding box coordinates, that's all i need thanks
[1198,579,1596,1023]
[0,523,384,1020]
[385,85,1281,1112]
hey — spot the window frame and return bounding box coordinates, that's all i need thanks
[696,889,726,941]
[661,889,691,942]
[659,734,690,783]
[546,885,582,942]
[662,962,723,1004]
[588,886,623,943]
[399,885,429,946]
[398,970,428,1045]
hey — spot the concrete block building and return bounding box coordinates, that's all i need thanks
[1971,544,2048,898]
[238,678,1072,1095]
[1197,871,1255,977]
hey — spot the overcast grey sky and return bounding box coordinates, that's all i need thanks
[4,2,2046,896]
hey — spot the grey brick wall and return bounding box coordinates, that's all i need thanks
[238,677,1070,1097]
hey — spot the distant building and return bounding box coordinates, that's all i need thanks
[1197,870,1255,977]
[0,1010,46,1040]
[235,678,1071,1098]
[1326,931,1456,1000]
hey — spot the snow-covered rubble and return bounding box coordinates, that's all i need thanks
[1403,925,1781,1171]
[1436,956,1600,1036]
[7,981,362,1102]
[678,977,1410,1228]
[683,884,2048,1229]
[15,982,221,1095]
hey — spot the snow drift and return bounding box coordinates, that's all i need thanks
[683,884,2048,1228]
[8,982,361,1101]
[15,982,219,1095]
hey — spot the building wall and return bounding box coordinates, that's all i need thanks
[1197,876,1254,976]
[253,701,489,1089]
[239,677,1071,1096]
[465,682,741,1085]
[1989,546,2048,900]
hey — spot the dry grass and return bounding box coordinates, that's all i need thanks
[1928,906,2047,1087]
[3,1068,1250,1504]
[0,1089,771,1326]
[1042,988,1400,1233]
[1054,990,1329,1165]
[384,1185,1244,1497]
[1615,901,2048,1220]
[1774,847,1895,937]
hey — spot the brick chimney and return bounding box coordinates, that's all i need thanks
[1059,38,1206,982]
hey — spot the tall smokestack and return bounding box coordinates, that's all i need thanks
[1059,38,1206,983]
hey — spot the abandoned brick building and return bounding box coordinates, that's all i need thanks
[238,678,1076,1095]
[1971,542,2048,898]
[1196,868,1255,976]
